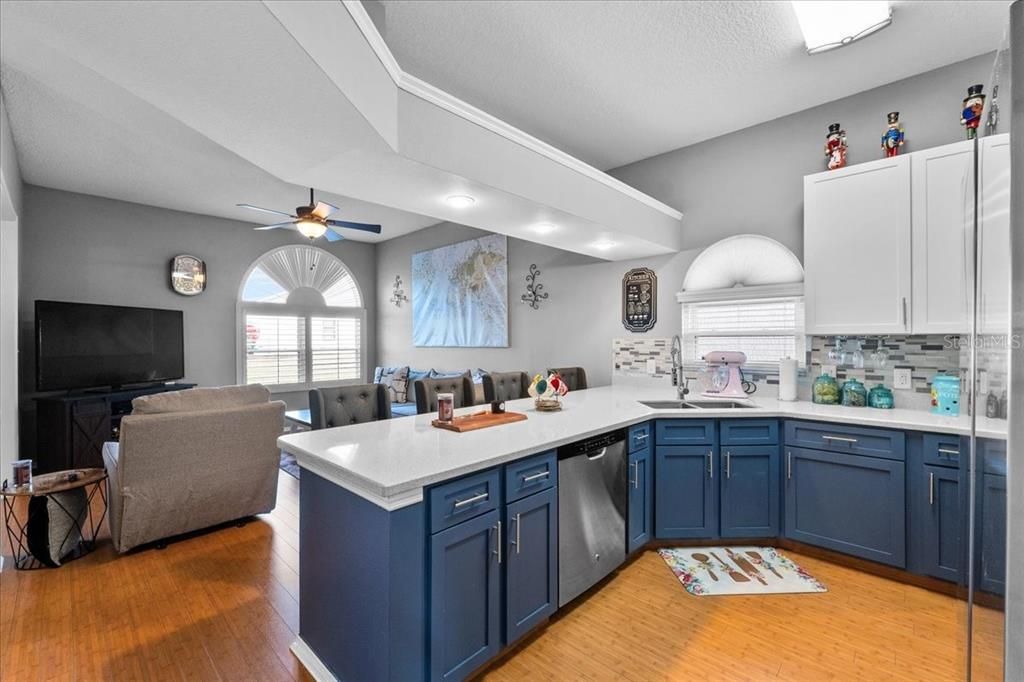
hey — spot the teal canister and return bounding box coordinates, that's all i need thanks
[812,373,840,405]
[841,378,868,407]
[868,384,895,409]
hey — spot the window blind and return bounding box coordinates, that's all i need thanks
[245,314,306,385]
[682,297,805,369]
[310,316,362,383]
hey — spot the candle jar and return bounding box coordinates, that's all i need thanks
[437,393,454,422]
[11,459,32,489]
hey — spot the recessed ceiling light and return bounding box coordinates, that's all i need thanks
[591,240,617,251]
[791,1,891,54]
[446,194,476,208]
[532,222,557,234]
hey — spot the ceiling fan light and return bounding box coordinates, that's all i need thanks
[297,219,328,240]
[791,1,891,54]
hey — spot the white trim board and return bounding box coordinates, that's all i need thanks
[290,638,337,682]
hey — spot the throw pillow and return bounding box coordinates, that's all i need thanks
[26,488,89,567]
[378,366,410,404]
[408,367,432,385]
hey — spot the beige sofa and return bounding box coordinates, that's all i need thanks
[102,384,285,553]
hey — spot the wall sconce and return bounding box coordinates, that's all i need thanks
[389,275,409,307]
[520,264,549,310]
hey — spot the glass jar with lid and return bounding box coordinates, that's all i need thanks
[868,384,894,409]
[841,378,868,407]
[812,373,840,405]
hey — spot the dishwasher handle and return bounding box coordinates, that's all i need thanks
[586,447,608,461]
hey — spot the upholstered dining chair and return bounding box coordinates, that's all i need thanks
[309,383,392,429]
[547,366,588,391]
[482,371,530,403]
[413,376,475,415]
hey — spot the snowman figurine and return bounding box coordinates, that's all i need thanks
[881,111,905,157]
[960,84,986,140]
[825,123,848,170]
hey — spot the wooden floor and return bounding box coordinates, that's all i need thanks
[1,471,1005,681]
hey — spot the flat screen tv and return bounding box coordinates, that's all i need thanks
[35,300,185,392]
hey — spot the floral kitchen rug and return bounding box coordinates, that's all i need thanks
[657,547,827,596]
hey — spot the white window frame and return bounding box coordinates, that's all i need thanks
[236,247,367,393]
[676,283,806,374]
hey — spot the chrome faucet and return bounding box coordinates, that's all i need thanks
[670,334,690,399]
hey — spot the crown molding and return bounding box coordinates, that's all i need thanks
[340,0,683,222]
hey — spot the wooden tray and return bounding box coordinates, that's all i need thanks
[432,410,528,432]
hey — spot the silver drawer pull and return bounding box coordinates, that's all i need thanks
[937,448,960,456]
[630,461,638,489]
[453,491,488,508]
[929,472,935,506]
[822,435,858,443]
[635,432,649,441]
[522,471,550,483]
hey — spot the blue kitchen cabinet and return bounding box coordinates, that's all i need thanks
[655,445,717,538]
[430,509,502,682]
[504,487,557,644]
[784,446,906,567]
[720,445,779,538]
[628,446,652,552]
[978,472,1007,595]
[917,464,964,582]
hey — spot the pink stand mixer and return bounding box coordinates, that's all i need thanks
[702,351,750,399]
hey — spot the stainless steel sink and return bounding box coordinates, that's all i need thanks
[638,399,755,409]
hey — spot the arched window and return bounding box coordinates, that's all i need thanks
[238,245,365,389]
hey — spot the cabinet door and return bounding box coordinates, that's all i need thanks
[505,488,557,645]
[978,473,1007,595]
[720,445,779,538]
[784,447,906,567]
[804,155,912,334]
[918,464,963,582]
[627,447,652,553]
[979,134,1011,334]
[911,140,973,333]
[430,509,501,682]
[655,445,717,539]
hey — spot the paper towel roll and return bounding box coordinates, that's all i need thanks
[779,357,798,401]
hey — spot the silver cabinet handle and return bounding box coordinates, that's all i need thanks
[725,451,731,479]
[929,472,935,506]
[630,461,639,489]
[511,513,521,554]
[937,448,960,456]
[493,521,502,563]
[902,297,908,329]
[707,450,714,479]
[822,435,858,444]
[787,451,792,480]
[454,491,488,508]
[522,470,549,483]
[635,432,649,442]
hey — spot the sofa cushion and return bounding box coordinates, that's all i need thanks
[378,366,410,404]
[391,402,419,417]
[132,384,269,415]
[430,369,473,380]
[408,367,432,384]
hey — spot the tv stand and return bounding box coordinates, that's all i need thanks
[35,383,196,474]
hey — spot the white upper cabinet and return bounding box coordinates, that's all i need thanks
[911,139,974,333]
[979,134,1011,335]
[804,155,912,335]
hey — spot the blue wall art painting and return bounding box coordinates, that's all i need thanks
[412,234,509,347]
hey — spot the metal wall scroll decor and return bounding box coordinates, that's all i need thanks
[520,264,549,309]
[622,268,657,332]
[389,275,409,307]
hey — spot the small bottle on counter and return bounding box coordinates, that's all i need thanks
[437,393,454,422]
[998,390,1008,419]
[986,392,999,419]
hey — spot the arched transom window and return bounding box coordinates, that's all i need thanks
[239,245,365,389]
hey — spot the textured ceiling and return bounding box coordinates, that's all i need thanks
[370,0,1012,169]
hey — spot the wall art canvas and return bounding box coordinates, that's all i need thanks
[412,234,508,347]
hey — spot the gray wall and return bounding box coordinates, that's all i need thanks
[377,221,699,387]
[611,53,1001,260]
[0,93,23,219]
[18,186,377,456]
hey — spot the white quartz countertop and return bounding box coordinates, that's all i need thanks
[278,385,1007,510]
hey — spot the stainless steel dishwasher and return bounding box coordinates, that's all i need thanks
[557,429,628,607]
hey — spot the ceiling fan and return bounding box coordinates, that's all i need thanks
[237,188,382,241]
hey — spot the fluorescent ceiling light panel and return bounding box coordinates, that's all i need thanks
[791,1,892,54]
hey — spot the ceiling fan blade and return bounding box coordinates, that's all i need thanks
[326,219,382,235]
[312,201,338,219]
[237,203,296,219]
[324,228,346,243]
[253,222,296,231]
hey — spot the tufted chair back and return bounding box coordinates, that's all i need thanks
[482,371,530,403]
[309,383,392,429]
[413,376,474,415]
[546,366,588,391]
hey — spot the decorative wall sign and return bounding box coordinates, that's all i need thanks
[170,254,206,296]
[520,264,549,309]
[389,275,409,307]
[622,268,656,332]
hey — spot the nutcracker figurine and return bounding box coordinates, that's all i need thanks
[825,123,848,170]
[960,84,985,139]
[881,111,905,157]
